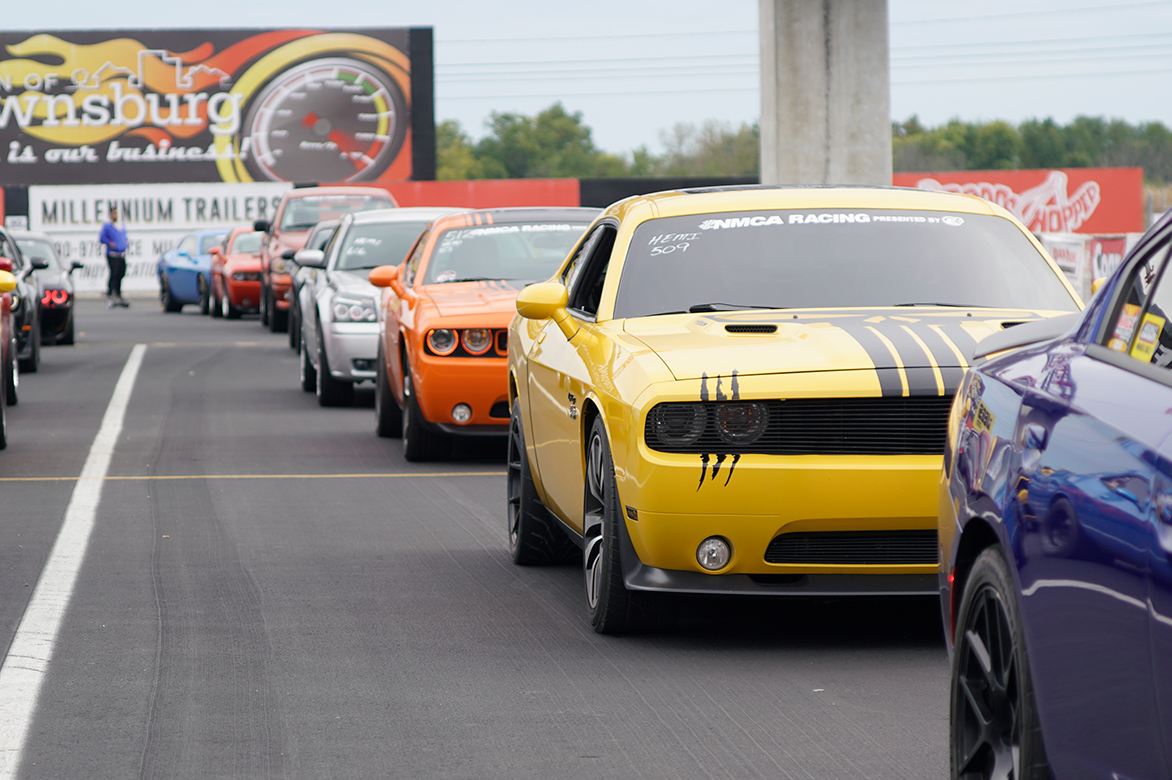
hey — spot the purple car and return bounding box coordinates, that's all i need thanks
[941,209,1172,779]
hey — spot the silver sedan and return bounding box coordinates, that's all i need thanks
[296,207,465,406]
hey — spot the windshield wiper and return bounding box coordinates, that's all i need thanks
[893,302,980,307]
[688,302,785,313]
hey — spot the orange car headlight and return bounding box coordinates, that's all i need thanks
[461,328,492,355]
[427,329,458,356]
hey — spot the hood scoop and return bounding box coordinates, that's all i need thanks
[724,324,778,334]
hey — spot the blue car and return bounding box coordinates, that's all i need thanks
[941,210,1172,779]
[157,229,228,314]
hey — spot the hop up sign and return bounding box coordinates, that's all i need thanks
[0,28,434,185]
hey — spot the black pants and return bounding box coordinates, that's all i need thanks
[106,253,126,297]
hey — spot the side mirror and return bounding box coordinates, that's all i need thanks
[281,249,296,261]
[368,265,406,296]
[70,261,84,273]
[0,270,14,294]
[0,257,12,273]
[515,282,576,339]
[253,219,270,234]
[30,257,50,270]
[209,246,221,256]
[294,248,326,269]
[1091,277,1107,295]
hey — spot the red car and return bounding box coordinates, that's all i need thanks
[0,261,16,448]
[254,186,396,333]
[211,226,264,319]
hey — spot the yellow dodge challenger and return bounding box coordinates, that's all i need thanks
[506,185,1082,634]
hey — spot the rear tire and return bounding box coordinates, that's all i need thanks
[58,315,75,346]
[211,278,223,318]
[508,398,576,565]
[951,546,1050,780]
[401,367,448,462]
[315,326,353,407]
[19,327,39,373]
[259,283,270,326]
[5,338,18,406]
[198,275,210,315]
[374,344,402,437]
[288,300,300,350]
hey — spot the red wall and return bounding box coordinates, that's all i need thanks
[383,179,581,209]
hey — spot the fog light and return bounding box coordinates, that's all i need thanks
[452,403,473,424]
[696,537,731,571]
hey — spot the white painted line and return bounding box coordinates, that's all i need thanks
[0,344,146,776]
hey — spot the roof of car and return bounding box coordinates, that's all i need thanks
[605,184,1004,221]
[282,186,394,199]
[427,207,601,231]
[348,207,468,224]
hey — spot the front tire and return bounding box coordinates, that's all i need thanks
[19,326,39,373]
[508,398,576,565]
[299,331,316,392]
[315,326,353,407]
[210,277,223,318]
[401,366,448,461]
[374,344,401,437]
[259,283,270,326]
[269,289,288,333]
[951,546,1050,780]
[160,275,182,313]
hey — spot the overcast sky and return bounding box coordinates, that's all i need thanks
[4,0,1172,157]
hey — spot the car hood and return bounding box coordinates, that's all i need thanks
[622,308,1067,384]
[330,269,379,296]
[421,281,526,318]
[224,254,261,272]
[33,268,71,290]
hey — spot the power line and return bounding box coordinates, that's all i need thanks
[892,0,1172,25]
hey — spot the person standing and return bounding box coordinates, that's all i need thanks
[99,206,129,308]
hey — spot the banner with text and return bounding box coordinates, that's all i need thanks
[892,167,1144,235]
[29,182,291,292]
[0,28,430,185]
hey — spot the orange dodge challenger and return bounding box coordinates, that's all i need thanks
[369,208,598,461]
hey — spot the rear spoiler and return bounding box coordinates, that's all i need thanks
[972,312,1082,361]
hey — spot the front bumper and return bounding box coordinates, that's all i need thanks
[325,322,378,382]
[226,279,260,311]
[271,274,291,311]
[413,353,510,433]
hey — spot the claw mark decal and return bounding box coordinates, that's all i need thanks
[697,369,742,489]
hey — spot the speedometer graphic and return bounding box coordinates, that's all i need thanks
[241,57,408,183]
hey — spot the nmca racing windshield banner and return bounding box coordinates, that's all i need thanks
[0,28,434,185]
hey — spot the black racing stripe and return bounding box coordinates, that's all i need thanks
[905,320,967,368]
[881,322,938,372]
[940,367,966,395]
[831,319,904,398]
[905,367,942,396]
[936,322,983,361]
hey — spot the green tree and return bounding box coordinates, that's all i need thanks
[436,120,493,180]
[473,103,625,178]
[967,121,1020,170]
[1018,118,1067,169]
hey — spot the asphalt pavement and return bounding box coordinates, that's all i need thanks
[0,298,949,779]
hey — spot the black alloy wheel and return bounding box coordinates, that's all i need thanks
[374,343,401,437]
[198,275,210,315]
[507,398,576,565]
[160,275,182,313]
[951,546,1050,780]
[582,416,674,635]
[401,364,447,462]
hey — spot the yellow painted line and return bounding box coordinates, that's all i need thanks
[0,471,506,483]
[865,325,909,397]
[900,324,945,396]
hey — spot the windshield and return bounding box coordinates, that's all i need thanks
[613,209,1080,318]
[335,221,432,271]
[230,232,263,254]
[307,226,337,252]
[279,195,394,231]
[424,222,589,284]
[15,238,61,269]
[199,234,227,254]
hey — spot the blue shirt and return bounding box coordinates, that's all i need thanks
[99,221,128,254]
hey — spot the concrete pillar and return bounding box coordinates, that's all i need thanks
[759,0,892,185]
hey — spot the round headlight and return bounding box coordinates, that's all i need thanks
[715,402,768,445]
[272,258,289,274]
[650,403,707,447]
[697,537,731,571]
[427,329,458,356]
[462,328,492,355]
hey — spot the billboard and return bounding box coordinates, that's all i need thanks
[892,167,1144,235]
[28,182,291,292]
[0,28,434,186]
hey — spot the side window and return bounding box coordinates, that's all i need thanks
[178,235,197,255]
[0,236,18,268]
[1105,239,1172,364]
[403,230,430,286]
[561,229,602,292]
[568,225,617,318]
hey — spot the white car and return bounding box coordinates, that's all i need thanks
[297,207,465,406]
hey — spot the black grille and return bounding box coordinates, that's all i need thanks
[725,324,777,334]
[765,530,938,565]
[644,396,954,455]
